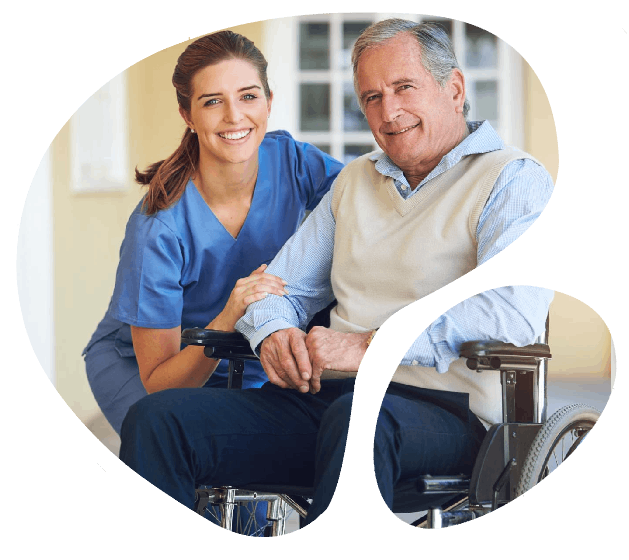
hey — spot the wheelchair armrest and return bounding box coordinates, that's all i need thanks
[181,328,259,361]
[460,340,551,372]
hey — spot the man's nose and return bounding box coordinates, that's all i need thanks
[381,94,402,123]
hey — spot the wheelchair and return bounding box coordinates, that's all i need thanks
[181,317,600,533]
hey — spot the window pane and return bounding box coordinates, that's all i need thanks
[300,83,330,131]
[299,22,330,70]
[343,82,370,132]
[342,21,372,69]
[344,144,374,164]
[465,23,497,68]
[473,80,498,123]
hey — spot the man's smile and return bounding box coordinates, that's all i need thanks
[385,122,420,135]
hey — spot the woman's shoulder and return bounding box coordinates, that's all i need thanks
[261,129,296,153]
[261,129,337,164]
[125,189,191,241]
[263,129,295,142]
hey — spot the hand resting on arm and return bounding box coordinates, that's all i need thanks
[133,265,288,393]
[260,326,372,394]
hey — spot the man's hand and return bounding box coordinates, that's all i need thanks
[305,327,371,393]
[260,328,313,393]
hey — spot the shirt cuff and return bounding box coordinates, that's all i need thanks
[242,318,298,356]
[400,318,459,374]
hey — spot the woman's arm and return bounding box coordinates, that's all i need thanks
[133,265,288,393]
[132,324,215,392]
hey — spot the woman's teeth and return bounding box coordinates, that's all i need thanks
[219,129,251,140]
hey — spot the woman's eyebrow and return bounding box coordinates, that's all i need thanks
[197,85,262,101]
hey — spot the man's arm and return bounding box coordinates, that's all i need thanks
[476,158,553,264]
[235,187,338,391]
[236,187,337,346]
[402,286,554,372]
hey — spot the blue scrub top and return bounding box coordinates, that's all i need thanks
[84,130,343,388]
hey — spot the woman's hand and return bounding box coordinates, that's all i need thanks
[212,264,288,331]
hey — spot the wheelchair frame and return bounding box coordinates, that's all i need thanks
[181,320,600,533]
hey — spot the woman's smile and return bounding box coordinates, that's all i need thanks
[218,128,253,141]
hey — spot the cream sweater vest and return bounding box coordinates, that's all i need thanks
[322,146,533,426]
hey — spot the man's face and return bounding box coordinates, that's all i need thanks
[356,33,466,185]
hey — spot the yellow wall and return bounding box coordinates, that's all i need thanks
[548,293,612,378]
[523,61,559,182]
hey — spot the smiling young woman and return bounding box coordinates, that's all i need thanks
[83,30,342,437]
[138,31,275,216]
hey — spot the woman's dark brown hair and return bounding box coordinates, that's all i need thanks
[136,30,271,214]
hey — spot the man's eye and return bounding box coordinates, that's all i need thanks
[366,94,380,103]
[204,98,219,106]
[243,93,257,100]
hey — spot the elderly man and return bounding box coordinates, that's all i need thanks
[244,23,551,396]
[120,19,553,527]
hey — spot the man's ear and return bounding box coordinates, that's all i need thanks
[449,69,466,111]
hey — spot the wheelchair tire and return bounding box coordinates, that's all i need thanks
[515,403,600,497]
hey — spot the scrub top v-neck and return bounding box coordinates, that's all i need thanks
[84,130,343,388]
[187,159,261,243]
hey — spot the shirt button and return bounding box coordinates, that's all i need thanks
[411,360,419,366]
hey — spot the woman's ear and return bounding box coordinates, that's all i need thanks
[179,106,194,130]
[267,91,274,117]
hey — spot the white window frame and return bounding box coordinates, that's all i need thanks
[264,13,524,159]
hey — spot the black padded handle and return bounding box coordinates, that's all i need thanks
[181,328,259,361]
[459,341,551,360]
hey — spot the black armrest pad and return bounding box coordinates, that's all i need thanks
[460,340,551,360]
[181,327,248,347]
[181,328,258,360]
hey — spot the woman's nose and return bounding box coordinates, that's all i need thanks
[223,100,243,123]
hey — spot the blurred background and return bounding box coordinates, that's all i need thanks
[17,13,611,455]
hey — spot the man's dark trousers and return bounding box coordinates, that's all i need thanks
[119,379,486,525]
[120,378,355,525]
[373,384,487,511]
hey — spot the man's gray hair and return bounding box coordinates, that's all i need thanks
[352,19,470,118]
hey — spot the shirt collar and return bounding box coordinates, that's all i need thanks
[369,120,505,192]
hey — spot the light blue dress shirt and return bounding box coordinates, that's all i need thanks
[236,121,554,373]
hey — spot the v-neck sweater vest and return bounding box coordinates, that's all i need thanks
[323,146,534,425]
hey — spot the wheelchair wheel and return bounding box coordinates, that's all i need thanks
[515,404,600,497]
[202,501,271,537]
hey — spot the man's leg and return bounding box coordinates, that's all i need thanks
[305,391,355,525]
[119,385,326,511]
[120,389,318,509]
[373,390,486,508]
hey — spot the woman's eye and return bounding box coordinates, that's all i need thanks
[204,98,219,106]
[243,93,257,100]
